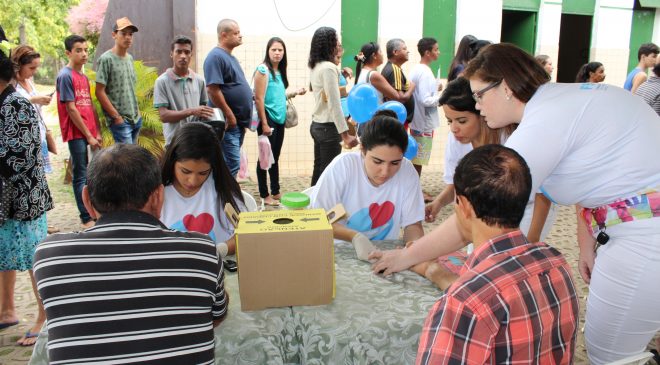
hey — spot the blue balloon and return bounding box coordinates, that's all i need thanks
[347,84,379,123]
[376,101,407,123]
[404,135,418,160]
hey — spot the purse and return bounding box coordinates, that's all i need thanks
[45,129,57,154]
[285,99,298,128]
[38,112,57,154]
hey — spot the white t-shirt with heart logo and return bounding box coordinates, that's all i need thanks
[161,175,235,244]
[310,152,425,241]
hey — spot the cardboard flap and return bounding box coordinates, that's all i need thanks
[326,204,347,225]
[224,203,240,228]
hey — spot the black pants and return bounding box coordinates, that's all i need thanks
[256,117,285,198]
[310,122,342,186]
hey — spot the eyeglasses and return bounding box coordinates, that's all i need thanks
[472,80,502,104]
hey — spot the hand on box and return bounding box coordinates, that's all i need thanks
[351,232,376,261]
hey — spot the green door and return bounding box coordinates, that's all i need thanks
[340,0,379,71]
[501,10,538,54]
[627,8,655,72]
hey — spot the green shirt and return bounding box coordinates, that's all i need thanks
[255,64,286,124]
[96,50,139,123]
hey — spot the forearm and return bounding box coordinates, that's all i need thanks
[207,87,233,116]
[403,214,465,265]
[95,86,119,117]
[332,222,358,242]
[255,96,268,125]
[159,107,199,123]
[434,184,455,209]
[402,221,424,242]
[576,205,595,252]
[526,193,551,242]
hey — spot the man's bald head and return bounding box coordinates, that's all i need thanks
[217,19,237,35]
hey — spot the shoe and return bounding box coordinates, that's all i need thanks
[263,197,280,206]
[16,331,39,346]
[47,225,60,234]
[0,320,18,330]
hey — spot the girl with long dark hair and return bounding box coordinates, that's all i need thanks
[253,37,306,206]
[161,122,245,256]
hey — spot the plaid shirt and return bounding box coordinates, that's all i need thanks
[417,231,579,365]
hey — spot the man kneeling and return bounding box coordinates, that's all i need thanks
[416,144,578,364]
[34,144,228,364]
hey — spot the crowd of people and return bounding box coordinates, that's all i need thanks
[1,14,660,365]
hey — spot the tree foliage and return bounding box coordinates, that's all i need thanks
[0,0,78,59]
[67,0,108,50]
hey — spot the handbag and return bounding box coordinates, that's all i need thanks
[38,112,57,154]
[45,129,57,154]
[0,175,16,225]
[285,99,298,128]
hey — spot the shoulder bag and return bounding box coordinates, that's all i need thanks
[285,99,298,128]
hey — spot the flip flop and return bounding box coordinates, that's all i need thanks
[263,199,280,206]
[0,320,18,330]
[17,331,39,346]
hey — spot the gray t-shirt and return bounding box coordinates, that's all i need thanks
[154,68,208,145]
[96,50,139,123]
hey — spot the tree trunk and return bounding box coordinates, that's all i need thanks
[19,18,26,44]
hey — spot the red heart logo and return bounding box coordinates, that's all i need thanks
[182,213,214,234]
[368,201,394,229]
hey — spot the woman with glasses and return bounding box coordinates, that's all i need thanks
[372,43,660,364]
[418,77,554,290]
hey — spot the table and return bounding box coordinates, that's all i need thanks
[29,241,443,365]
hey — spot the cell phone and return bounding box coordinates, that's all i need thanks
[223,259,237,272]
[48,90,55,97]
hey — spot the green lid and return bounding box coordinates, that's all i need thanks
[280,192,310,208]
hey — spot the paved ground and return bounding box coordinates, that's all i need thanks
[1,134,657,364]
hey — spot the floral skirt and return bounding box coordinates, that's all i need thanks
[0,214,47,271]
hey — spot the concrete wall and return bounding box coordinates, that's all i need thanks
[189,0,652,177]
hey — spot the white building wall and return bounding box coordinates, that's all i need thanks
[195,0,342,177]
[591,0,634,86]
[456,0,503,43]
[191,0,650,177]
[536,1,562,81]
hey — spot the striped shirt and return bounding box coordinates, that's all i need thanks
[634,75,660,116]
[417,231,579,365]
[34,211,227,365]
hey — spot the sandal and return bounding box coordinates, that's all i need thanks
[16,331,39,346]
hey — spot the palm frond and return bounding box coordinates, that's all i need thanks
[85,60,165,155]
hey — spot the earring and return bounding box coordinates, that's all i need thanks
[505,93,512,101]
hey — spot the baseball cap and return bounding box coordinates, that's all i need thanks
[113,17,138,32]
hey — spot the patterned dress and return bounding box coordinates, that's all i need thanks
[0,85,53,271]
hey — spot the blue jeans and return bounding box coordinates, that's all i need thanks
[68,138,92,223]
[109,117,142,144]
[222,125,246,177]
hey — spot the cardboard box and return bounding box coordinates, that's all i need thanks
[232,208,335,311]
